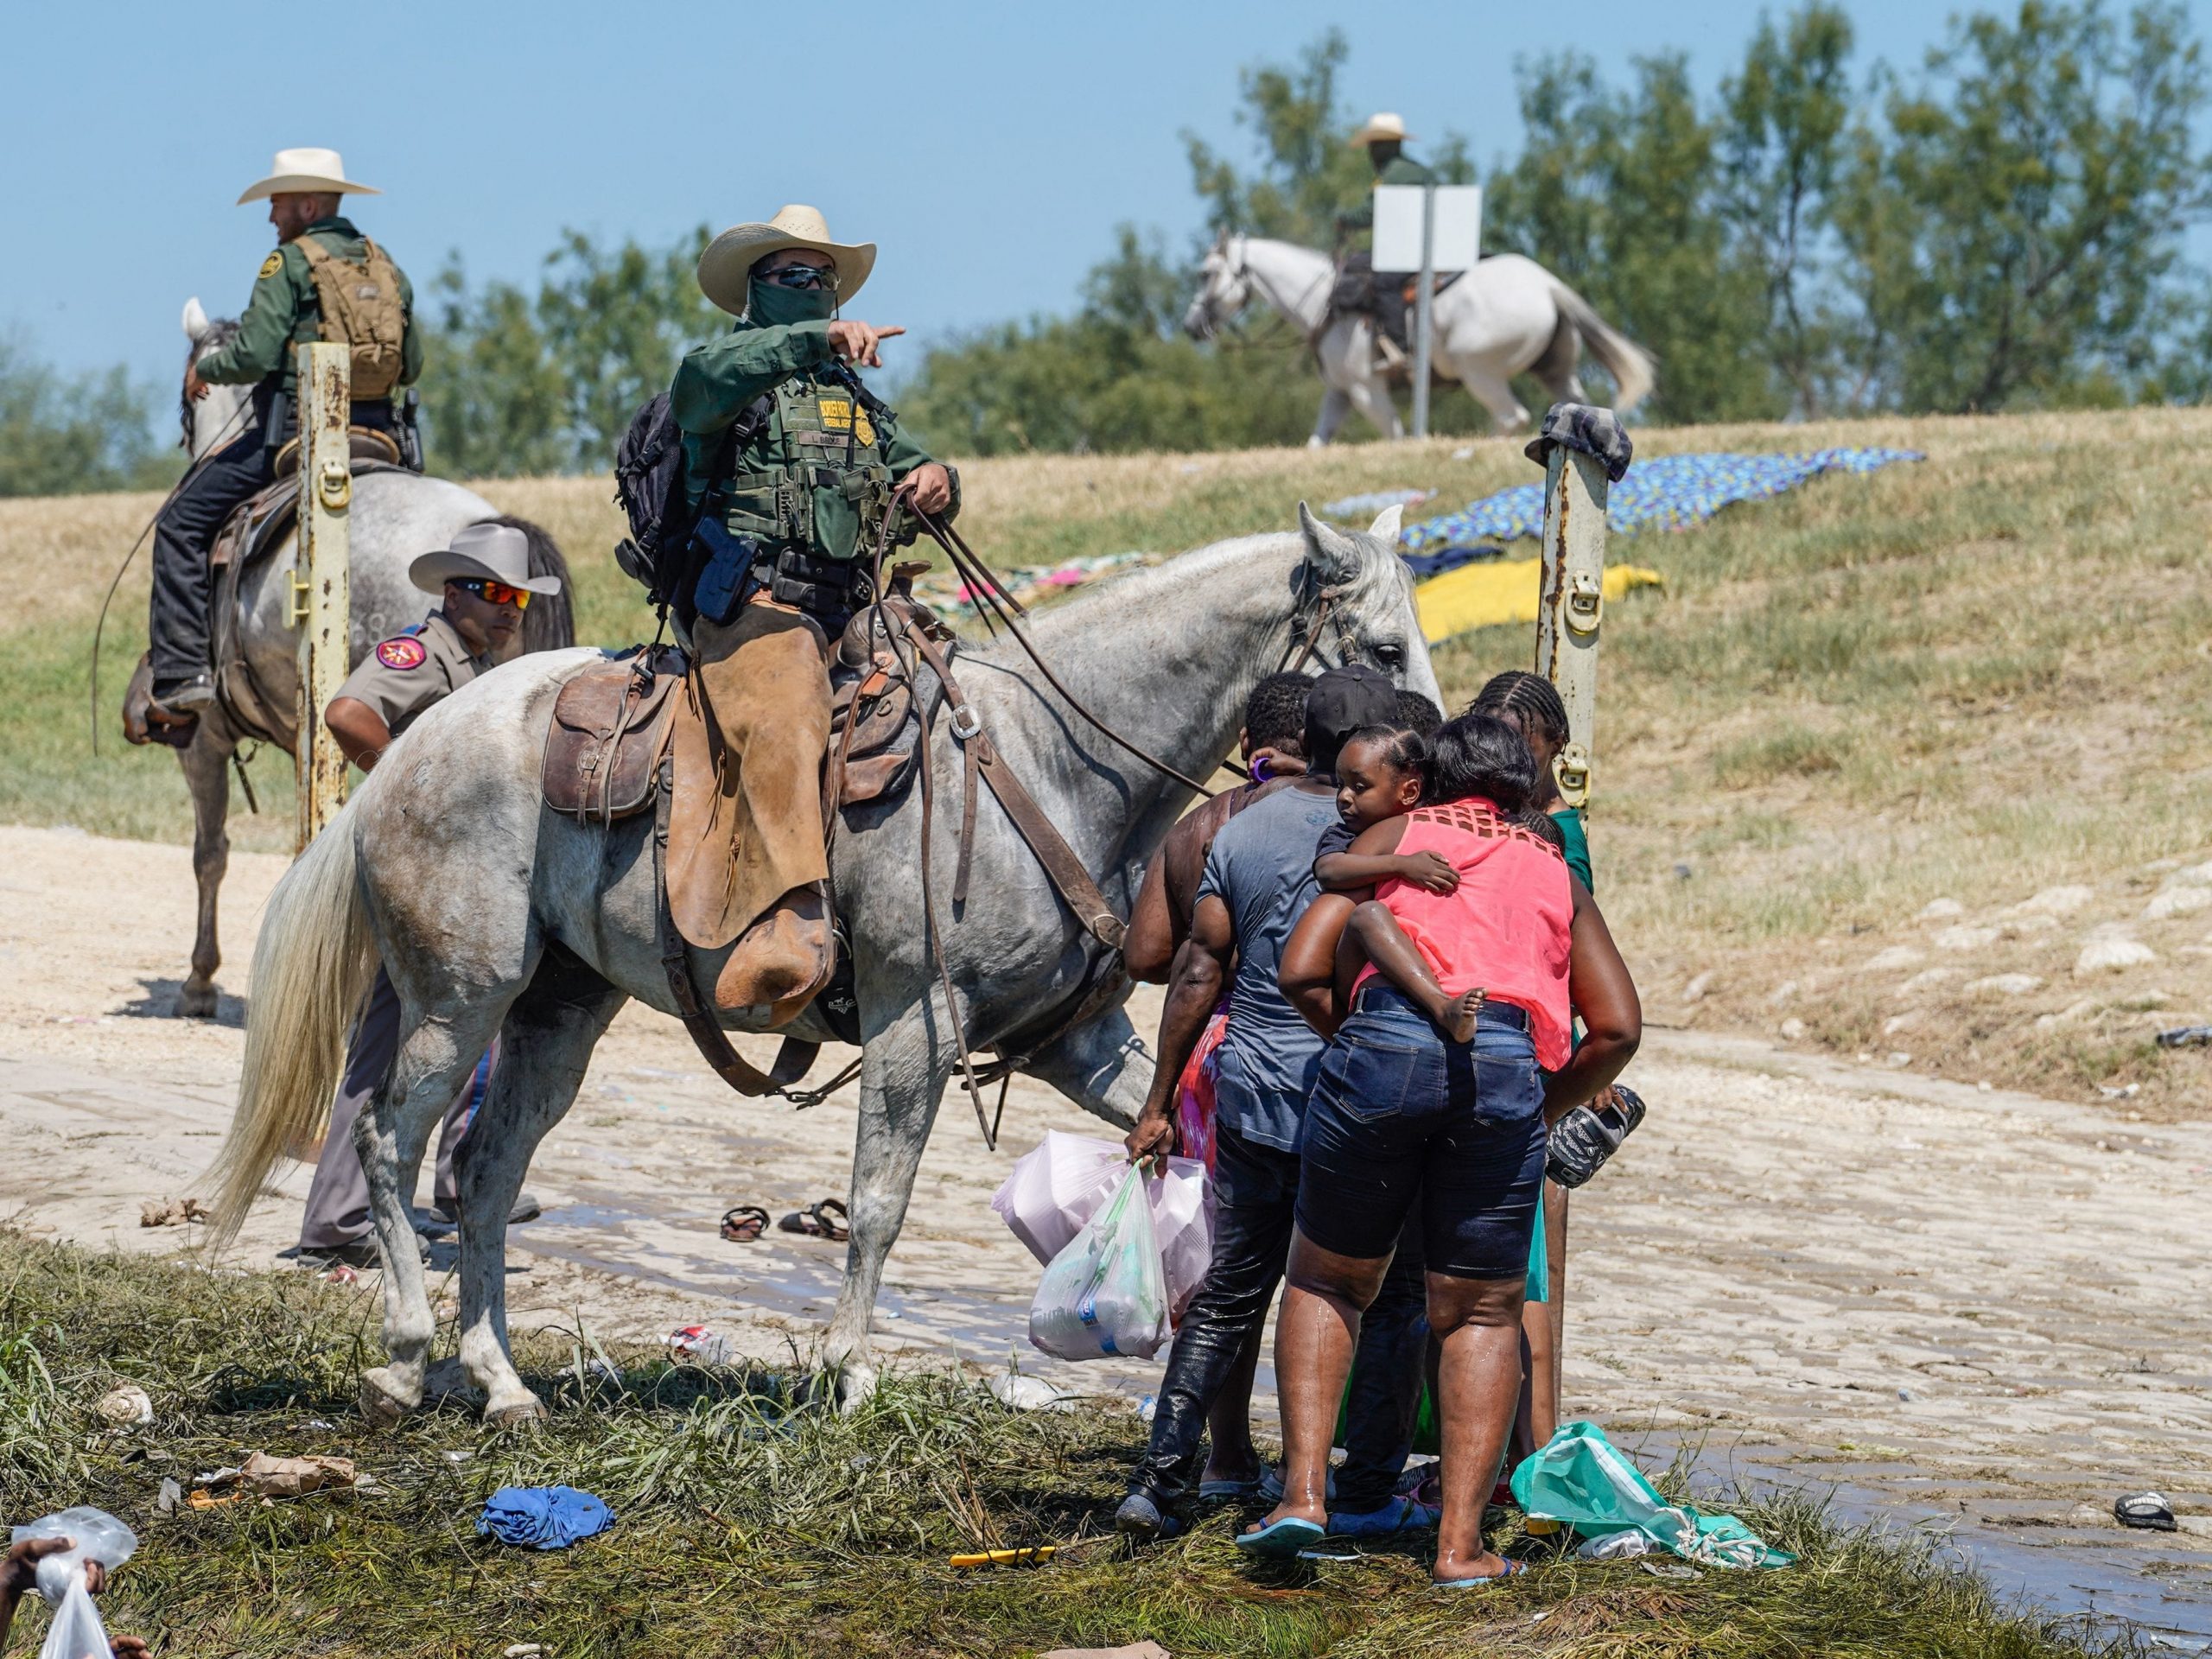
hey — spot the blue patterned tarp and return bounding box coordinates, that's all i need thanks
[1400,447,1925,552]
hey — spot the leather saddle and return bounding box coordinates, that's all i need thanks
[538,584,950,828]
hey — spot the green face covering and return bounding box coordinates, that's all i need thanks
[749,276,837,329]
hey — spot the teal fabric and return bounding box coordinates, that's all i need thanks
[1524,1201,1549,1302]
[1551,806,1592,893]
[1510,1421,1796,1568]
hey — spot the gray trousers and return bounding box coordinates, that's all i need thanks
[297,967,480,1249]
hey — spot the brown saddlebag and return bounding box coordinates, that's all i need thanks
[543,646,686,822]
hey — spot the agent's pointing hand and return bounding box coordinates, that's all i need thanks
[827,320,904,369]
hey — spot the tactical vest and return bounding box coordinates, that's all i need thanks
[715,375,902,569]
[297,236,408,401]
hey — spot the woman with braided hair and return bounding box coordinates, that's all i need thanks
[1471,671,1588,890]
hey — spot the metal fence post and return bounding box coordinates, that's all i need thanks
[1530,421,1611,1431]
[1409,184,1436,441]
[293,342,352,852]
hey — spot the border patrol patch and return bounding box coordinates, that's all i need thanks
[375,637,427,671]
[258,251,284,279]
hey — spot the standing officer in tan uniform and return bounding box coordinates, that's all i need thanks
[292,524,561,1268]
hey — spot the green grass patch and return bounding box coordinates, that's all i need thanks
[0,1232,2126,1658]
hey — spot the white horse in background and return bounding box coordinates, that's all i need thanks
[1183,234,1655,444]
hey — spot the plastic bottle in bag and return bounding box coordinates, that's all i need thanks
[1027,1166,1170,1361]
[9,1506,137,1659]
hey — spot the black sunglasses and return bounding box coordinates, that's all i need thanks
[763,264,838,291]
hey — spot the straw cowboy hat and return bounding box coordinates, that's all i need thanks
[236,147,381,205]
[1347,112,1417,148]
[696,204,877,316]
[407,523,563,597]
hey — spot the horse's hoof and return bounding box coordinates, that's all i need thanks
[832,1359,880,1415]
[358,1368,418,1429]
[175,982,219,1020]
[485,1396,548,1431]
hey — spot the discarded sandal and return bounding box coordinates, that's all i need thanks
[778,1198,850,1242]
[720,1205,769,1243]
[2116,1491,2178,1531]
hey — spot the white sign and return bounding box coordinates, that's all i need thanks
[1371,184,1482,273]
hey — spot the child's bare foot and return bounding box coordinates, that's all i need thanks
[1444,988,1487,1044]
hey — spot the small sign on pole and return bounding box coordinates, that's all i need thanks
[1374,184,1482,442]
[293,342,352,852]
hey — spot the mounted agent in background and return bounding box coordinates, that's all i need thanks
[139,147,425,737]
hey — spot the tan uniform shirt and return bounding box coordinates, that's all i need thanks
[335,608,492,738]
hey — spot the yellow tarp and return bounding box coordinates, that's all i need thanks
[1414,558,1664,645]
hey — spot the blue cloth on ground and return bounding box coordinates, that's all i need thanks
[477,1484,614,1549]
[1402,447,1924,552]
[1400,545,1505,579]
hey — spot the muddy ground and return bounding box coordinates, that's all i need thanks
[3,823,2209,1635]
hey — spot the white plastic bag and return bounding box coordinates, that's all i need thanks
[9,1506,137,1659]
[1027,1166,1170,1361]
[993,1132,1213,1321]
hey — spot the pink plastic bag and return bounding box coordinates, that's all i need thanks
[991,1132,1212,1321]
[1173,1007,1230,1173]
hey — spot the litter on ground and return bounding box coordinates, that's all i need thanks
[477,1485,615,1550]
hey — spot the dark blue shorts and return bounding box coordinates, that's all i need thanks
[1295,984,1547,1280]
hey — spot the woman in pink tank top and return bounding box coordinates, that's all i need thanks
[1249,715,1641,1586]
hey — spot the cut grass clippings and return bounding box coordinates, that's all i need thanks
[0,1230,2129,1657]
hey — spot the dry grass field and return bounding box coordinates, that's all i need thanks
[5,406,2208,1116]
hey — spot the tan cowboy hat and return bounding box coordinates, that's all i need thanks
[696,204,876,316]
[1347,112,1416,148]
[236,147,381,205]
[407,523,563,597]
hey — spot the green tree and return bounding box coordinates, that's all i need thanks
[419,228,723,476]
[0,337,176,498]
[1719,3,1860,415]
[1185,29,1473,247]
[1487,53,1779,423]
[1834,0,2210,412]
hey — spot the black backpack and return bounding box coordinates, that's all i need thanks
[611,392,764,611]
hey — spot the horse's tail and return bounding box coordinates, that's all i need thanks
[204,801,377,1248]
[1546,277,1656,416]
[486,513,576,652]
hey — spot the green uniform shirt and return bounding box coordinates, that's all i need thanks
[1340,151,1443,235]
[193,216,423,400]
[671,317,954,556]
[334,609,491,738]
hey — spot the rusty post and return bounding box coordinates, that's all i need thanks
[1531,420,1612,1433]
[293,342,352,852]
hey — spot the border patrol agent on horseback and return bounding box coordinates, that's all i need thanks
[145,147,423,735]
[1332,112,1440,357]
[663,204,957,1021]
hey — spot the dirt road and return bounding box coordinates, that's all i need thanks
[3,824,2209,1631]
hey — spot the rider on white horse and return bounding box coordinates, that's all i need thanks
[1332,111,1440,358]
[143,147,421,738]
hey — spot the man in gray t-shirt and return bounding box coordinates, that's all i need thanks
[1119,664,1400,1536]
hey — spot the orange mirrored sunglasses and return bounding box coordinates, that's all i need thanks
[453,576,531,610]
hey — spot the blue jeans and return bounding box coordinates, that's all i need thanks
[1296,985,1547,1279]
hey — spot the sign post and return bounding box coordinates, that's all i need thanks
[1530,418,1612,1427]
[293,341,352,852]
[1372,184,1482,441]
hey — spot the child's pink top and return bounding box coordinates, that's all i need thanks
[1356,798,1575,1068]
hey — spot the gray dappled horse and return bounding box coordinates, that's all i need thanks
[209,502,1438,1424]
[148,299,573,1016]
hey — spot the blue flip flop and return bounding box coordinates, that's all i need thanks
[1236,1516,1328,1559]
[1435,1559,1528,1589]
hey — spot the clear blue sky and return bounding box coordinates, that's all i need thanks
[2,0,2200,396]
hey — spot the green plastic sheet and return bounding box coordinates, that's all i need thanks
[1510,1421,1795,1569]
